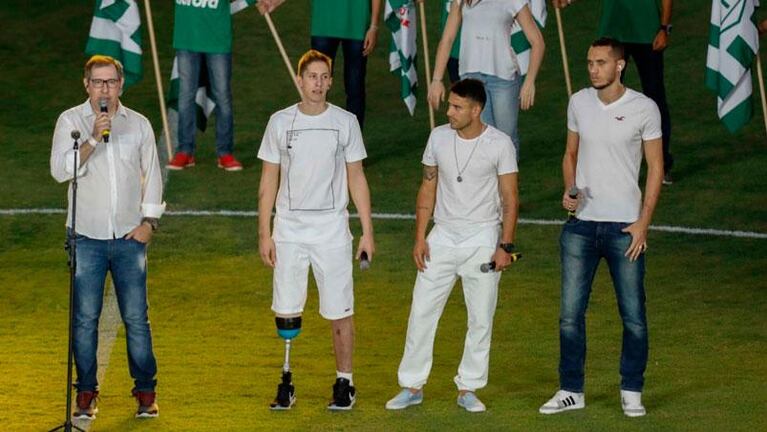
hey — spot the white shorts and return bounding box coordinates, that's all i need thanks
[272,241,354,320]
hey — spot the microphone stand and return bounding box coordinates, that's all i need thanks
[49,132,85,432]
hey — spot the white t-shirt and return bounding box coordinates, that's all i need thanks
[568,87,662,222]
[258,103,367,245]
[422,124,518,247]
[459,0,527,80]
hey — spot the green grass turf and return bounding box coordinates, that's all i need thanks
[1,216,766,430]
[1,0,766,430]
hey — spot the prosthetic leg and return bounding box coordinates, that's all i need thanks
[270,316,301,410]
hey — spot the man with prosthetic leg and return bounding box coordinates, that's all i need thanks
[258,49,375,411]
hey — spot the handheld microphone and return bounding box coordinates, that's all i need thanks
[480,252,522,273]
[359,251,370,271]
[567,185,578,220]
[99,98,110,143]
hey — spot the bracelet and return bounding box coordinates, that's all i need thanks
[87,136,98,147]
[369,24,378,30]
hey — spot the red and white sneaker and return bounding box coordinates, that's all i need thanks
[133,390,159,418]
[73,390,99,420]
[217,154,243,171]
[166,152,195,170]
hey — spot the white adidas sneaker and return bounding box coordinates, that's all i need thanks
[539,390,585,414]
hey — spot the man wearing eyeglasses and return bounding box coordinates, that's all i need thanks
[50,55,165,420]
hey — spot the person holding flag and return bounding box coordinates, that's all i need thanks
[168,0,283,171]
[429,0,545,156]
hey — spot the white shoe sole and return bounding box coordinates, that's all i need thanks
[136,412,159,418]
[327,397,356,411]
[623,408,646,417]
[539,404,585,414]
[270,395,297,410]
[385,398,423,410]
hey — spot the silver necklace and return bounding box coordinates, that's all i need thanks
[453,130,482,183]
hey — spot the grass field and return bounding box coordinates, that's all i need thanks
[1,0,766,431]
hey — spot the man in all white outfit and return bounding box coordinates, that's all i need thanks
[258,49,375,410]
[386,78,519,413]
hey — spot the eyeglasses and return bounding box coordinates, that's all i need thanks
[90,78,120,89]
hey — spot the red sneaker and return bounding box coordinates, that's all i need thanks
[133,389,159,418]
[217,154,243,171]
[74,390,99,419]
[166,152,195,170]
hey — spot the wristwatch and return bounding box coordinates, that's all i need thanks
[499,243,515,254]
[659,24,672,34]
[142,217,159,232]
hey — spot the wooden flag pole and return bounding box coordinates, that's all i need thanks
[418,1,436,130]
[755,52,767,137]
[264,12,302,97]
[142,0,173,159]
[554,7,573,98]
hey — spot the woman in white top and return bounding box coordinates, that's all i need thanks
[428,0,544,155]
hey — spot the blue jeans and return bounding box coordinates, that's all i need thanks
[72,233,157,392]
[558,219,648,393]
[311,37,367,129]
[461,72,521,156]
[177,50,234,156]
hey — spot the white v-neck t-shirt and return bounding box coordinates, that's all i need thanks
[258,103,367,245]
[568,87,662,222]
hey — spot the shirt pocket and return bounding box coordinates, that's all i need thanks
[117,133,141,163]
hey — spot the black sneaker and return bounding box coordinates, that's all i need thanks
[662,172,674,185]
[270,371,296,410]
[328,378,356,410]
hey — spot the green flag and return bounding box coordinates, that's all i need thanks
[510,0,546,79]
[705,0,759,133]
[85,0,143,89]
[386,0,418,115]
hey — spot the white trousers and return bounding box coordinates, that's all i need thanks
[397,244,501,391]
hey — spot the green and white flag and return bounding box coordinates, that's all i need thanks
[85,0,143,89]
[510,0,546,79]
[166,0,255,132]
[705,0,759,133]
[386,0,418,115]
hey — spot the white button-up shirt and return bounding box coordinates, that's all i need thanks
[50,100,166,240]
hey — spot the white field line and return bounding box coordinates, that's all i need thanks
[5,208,766,239]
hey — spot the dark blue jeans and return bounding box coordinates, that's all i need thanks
[72,234,157,392]
[311,36,367,129]
[623,43,673,173]
[177,50,234,156]
[558,219,648,393]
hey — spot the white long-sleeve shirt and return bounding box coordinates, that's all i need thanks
[50,100,165,240]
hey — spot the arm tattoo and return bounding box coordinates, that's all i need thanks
[423,166,438,181]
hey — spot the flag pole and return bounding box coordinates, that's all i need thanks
[142,0,173,159]
[755,51,767,137]
[418,1,436,130]
[554,7,573,98]
[263,12,302,97]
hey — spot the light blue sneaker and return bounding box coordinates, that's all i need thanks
[457,392,486,412]
[385,388,423,410]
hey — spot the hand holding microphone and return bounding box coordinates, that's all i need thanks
[359,251,370,271]
[480,252,522,273]
[94,98,111,143]
[564,185,578,220]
